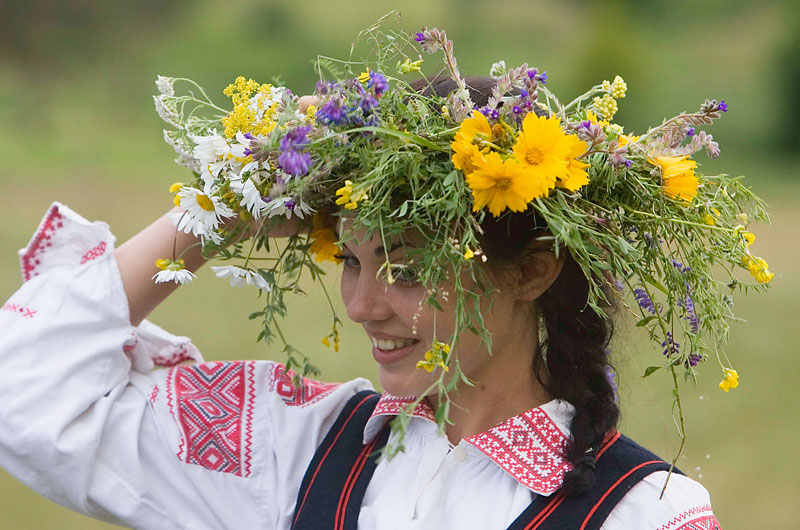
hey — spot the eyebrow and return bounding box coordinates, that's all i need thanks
[336,233,405,256]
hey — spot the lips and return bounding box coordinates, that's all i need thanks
[368,334,421,365]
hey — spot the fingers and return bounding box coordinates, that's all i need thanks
[298,95,319,113]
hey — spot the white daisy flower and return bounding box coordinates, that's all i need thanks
[234,178,269,219]
[152,259,196,285]
[211,265,270,290]
[176,186,234,238]
[264,196,313,219]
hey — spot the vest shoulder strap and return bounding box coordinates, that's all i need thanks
[508,432,682,530]
[291,390,385,530]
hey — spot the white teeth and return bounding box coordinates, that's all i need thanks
[370,337,417,351]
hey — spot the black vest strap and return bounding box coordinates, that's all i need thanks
[292,395,681,530]
[506,432,681,530]
[291,390,385,530]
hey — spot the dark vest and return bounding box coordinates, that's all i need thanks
[291,390,679,530]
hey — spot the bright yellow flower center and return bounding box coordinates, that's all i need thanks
[196,194,215,211]
[525,148,544,165]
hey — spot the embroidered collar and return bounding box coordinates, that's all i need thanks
[363,393,575,496]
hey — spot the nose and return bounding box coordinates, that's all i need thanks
[343,268,394,324]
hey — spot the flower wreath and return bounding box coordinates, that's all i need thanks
[153,16,771,465]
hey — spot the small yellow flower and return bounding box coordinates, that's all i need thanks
[321,336,331,348]
[358,70,371,83]
[743,231,756,246]
[611,75,627,99]
[464,247,475,260]
[592,94,618,120]
[703,213,716,226]
[305,104,317,124]
[416,341,450,372]
[335,180,368,209]
[397,58,423,74]
[719,368,739,392]
[651,155,699,202]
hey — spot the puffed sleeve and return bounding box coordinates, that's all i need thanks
[0,203,373,530]
[601,470,722,529]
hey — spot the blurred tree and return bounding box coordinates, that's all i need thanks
[774,10,800,153]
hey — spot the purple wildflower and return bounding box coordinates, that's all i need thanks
[278,150,312,177]
[718,100,728,112]
[520,89,529,98]
[317,99,348,126]
[604,348,619,402]
[489,109,500,120]
[315,81,337,96]
[527,68,547,84]
[359,94,379,113]
[243,148,252,156]
[280,125,311,151]
[284,198,296,211]
[661,332,680,357]
[243,132,254,140]
[686,127,695,136]
[634,287,658,315]
[415,32,426,43]
[368,71,389,97]
[684,285,699,334]
[624,160,633,168]
[671,259,691,274]
[687,353,703,367]
[513,105,522,114]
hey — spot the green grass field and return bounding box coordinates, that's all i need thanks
[1,1,799,528]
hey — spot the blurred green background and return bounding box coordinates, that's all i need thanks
[1,0,798,528]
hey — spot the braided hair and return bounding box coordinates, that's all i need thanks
[412,76,620,496]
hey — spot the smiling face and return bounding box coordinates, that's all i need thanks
[338,226,547,399]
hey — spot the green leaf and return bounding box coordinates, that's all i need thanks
[636,315,657,327]
[642,365,662,378]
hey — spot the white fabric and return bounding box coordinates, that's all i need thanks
[0,203,721,530]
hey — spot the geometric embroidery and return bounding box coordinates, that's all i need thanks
[1,302,37,319]
[268,363,339,407]
[79,240,107,264]
[172,361,255,477]
[21,206,64,282]
[370,393,436,422]
[465,407,572,495]
[658,505,719,530]
[674,516,722,530]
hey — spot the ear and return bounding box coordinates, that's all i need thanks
[515,250,564,302]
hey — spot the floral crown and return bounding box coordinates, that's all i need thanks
[153,18,771,459]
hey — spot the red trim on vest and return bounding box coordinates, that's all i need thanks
[522,430,621,530]
[579,460,663,530]
[335,435,380,530]
[291,394,375,528]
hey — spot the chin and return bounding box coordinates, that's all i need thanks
[377,367,432,398]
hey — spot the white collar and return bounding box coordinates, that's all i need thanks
[363,393,576,496]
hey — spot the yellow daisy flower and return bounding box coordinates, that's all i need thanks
[558,135,590,191]
[512,113,572,195]
[651,155,700,202]
[450,137,483,175]
[455,110,494,147]
[466,152,539,217]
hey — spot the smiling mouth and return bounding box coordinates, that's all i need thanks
[370,337,420,351]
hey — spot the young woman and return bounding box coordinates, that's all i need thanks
[0,70,726,528]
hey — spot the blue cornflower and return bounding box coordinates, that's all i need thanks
[368,71,389,97]
[718,100,728,112]
[634,287,658,315]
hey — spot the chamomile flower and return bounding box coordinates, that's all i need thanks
[210,265,270,290]
[176,185,235,237]
[152,259,196,285]
[230,177,268,219]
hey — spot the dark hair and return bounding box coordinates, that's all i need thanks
[412,76,619,496]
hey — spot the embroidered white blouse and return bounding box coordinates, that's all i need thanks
[0,203,722,530]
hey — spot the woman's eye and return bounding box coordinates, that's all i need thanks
[334,254,360,270]
[387,264,420,286]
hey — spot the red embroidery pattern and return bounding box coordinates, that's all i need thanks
[268,363,340,407]
[79,241,107,264]
[153,344,194,367]
[674,516,721,530]
[122,333,138,354]
[370,394,436,422]
[21,206,64,281]
[657,505,717,530]
[466,408,572,495]
[172,361,254,476]
[1,302,37,319]
[149,385,159,405]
